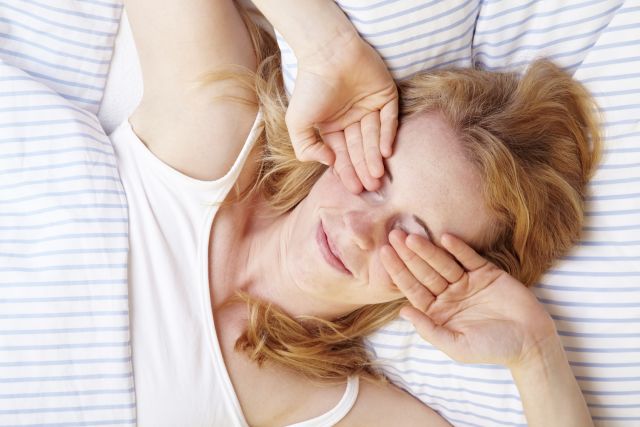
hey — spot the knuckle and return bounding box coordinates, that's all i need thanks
[345,124,362,137]
[351,159,368,172]
[414,294,434,313]
[417,243,435,260]
[346,136,362,148]
[333,163,350,176]
[442,266,459,280]
[361,123,380,135]
[404,251,421,265]
[418,271,436,285]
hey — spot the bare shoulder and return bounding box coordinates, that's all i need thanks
[215,305,351,427]
[215,305,449,427]
[335,379,451,427]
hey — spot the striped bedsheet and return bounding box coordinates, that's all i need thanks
[2,0,638,426]
[280,1,640,426]
[0,1,134,426]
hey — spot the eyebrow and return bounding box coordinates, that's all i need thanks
[384,159,434,241]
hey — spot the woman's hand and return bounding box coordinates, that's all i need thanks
[381,230,594,427]
[380,229,558,369]
[288,34,398,194]
[252,0,398,193]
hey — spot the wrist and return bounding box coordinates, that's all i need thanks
[296,29,364,74]
[253,0,358,62]
[507,306,560,369]
[509,331,594,427]
[510,332,566,381]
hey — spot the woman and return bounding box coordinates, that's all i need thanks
[113,0,600,425]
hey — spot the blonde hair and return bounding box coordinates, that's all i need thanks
[208,7,602,384]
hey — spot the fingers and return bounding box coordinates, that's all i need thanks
[289,132,335,166]
[379,98,399,158]
[322,131,362,193]
[290,102,393,194]
[406,234,465,284]
[361,111,384,178]
[399,306,460,356]
[380,244,435,313]
[345,122,381,191]
[285,106,335,166]
[389,230,448,295]
[441,234,488,272]
[320,107,391,193]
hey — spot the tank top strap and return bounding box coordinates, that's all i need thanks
[287,376,360,427]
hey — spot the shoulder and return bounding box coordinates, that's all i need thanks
[214,305,349,427]
[334,379,450,426]
[214,305,449,426]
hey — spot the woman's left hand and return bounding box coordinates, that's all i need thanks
[287,34,398,194]
[380,230,558,369]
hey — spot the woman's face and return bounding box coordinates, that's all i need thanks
[283,111,493,311]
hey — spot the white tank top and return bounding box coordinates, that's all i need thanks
[109,113,359,426]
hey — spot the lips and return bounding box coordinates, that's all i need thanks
[317,221,352,275]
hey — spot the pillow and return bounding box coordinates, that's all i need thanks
[0,2,134,425]
[278,0,480,95]
[361,2,639,426]
[97,1,639,425]
[472,0,625,73]
[99,10,143,135]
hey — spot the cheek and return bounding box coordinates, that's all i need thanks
[367,252,402,302]
[289,256,316,289]
[309,169,349,201]
[287,219,338,295]
[287,231,328,284]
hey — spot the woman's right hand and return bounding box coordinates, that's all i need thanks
[380,230,593,427]
[287,33,398,193]
[380,230,558,368]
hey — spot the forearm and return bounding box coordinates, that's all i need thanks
[250,0,360,62]
[511,336,593,427]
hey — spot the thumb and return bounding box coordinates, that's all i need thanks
[400,306,458,353]
[291,131,335,166]
[285,114,334,166]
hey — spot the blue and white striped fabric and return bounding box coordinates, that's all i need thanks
[278,0,481,95]
[280,1,640,426]
[6,0,636,425]
[0,2,135,426]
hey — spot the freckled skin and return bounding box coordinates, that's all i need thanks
[282,111,492,310]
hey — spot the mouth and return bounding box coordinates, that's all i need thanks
[317,221,352,276]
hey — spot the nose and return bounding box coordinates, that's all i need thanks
[343,210,385,251]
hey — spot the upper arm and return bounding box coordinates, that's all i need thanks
[125,0,256,96]
[124,0,260,181]
[336,380,452,427]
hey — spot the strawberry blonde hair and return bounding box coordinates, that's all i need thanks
[206,7,601,384]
